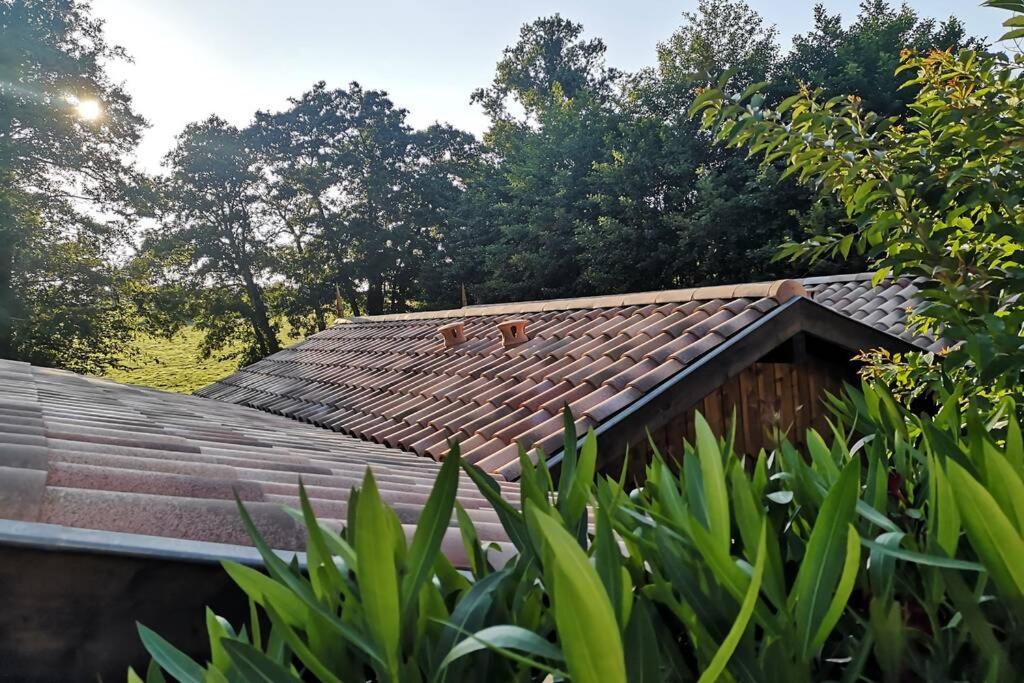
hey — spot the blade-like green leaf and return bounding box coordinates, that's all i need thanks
[790,457,860,661]
[947,460,1024,600]
[438,624,564,671]
[811,524,860,650]
[262,603,344,683]
[527,503,627,683]
[221,639,299,682]
[136,623,205,683]
[694,412,730,557]
[402,444,460,617]
[355,468,402,677]
[697,519,767,683]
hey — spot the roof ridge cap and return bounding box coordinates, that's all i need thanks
[334,279,806,324]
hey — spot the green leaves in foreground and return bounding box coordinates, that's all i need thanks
[527,502,627,683]
[138,395,1024,682]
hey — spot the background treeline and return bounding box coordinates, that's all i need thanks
[0,0,981,372]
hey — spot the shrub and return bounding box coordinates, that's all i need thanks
[133,396,1024,682]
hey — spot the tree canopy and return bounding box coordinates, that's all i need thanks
[0,0,146,372]
[0,0,987,370]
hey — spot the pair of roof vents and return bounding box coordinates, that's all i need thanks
[438,320,528,349]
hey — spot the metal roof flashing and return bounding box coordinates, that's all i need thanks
[0,517,304,568]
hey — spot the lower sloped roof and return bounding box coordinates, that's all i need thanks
[0,359,513,557]
[802,273,945,353]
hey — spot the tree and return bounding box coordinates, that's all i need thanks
[0,0,146,372]
[779,1,982,118]
[151,117,281,363]
[582,0,803,292]
[452,16,620,304]
[695,45,1024,405]
[470,13,619,123]
[255,82,478,318]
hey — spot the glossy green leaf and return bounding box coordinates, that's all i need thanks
[527,503,627,683]
[136,623,205,683]
[355,468,402,677]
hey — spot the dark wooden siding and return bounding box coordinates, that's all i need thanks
[622,357,850,474]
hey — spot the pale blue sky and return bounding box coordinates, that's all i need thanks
[89,0,1008,171]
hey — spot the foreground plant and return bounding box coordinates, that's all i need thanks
[133,394,1024,682]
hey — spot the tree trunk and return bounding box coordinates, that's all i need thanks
[366,273,385,316]
[0,235,14,361]
[240,270,280,356]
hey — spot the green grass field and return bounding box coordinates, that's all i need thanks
[100,324,304,394]
[100,328,245,393]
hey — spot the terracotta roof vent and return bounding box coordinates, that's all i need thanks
[497,319,529,347]
[438,322,467,348]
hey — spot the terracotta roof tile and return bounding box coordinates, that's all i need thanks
[201,281,814,478]
[802,273,946,352]
[0,360,512,556]
[200,275,937,479]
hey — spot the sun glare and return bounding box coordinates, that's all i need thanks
[65,94,102,121]
[76,98,102,121]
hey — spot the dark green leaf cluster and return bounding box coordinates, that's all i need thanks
[0,0,148,373]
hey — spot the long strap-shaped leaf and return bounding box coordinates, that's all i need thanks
[811,524,861,651]
[402,445,460,619]
[527,502,627,683]
[698,518,767,683]
[790,458,860,661]
[947,460,1024,601]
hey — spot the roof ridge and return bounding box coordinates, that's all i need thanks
[800,271,876,285]
[335,278,807,324]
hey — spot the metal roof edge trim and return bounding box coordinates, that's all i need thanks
[0,518,304,568]
[333,279,807,324]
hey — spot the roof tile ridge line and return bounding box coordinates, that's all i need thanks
[333,278,807,324]
[800,271,876,285]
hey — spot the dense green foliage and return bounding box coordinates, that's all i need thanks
[1,0,981,371]
[135,3,1024,680]
[135,392,1024,682]
[692,39,1024,409]
[0,0,147,372]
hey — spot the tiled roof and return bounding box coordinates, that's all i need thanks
[0,359,514,559]
[198,280,811,480]
[802,273,946,353]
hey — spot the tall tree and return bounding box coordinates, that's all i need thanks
[0,0,146,372]
[779,1,981,117]
[150,117,280,363]
[453,16,619,304]
[256,82,477,317]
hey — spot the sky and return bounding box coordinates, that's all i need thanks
[89,0,1009,172]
